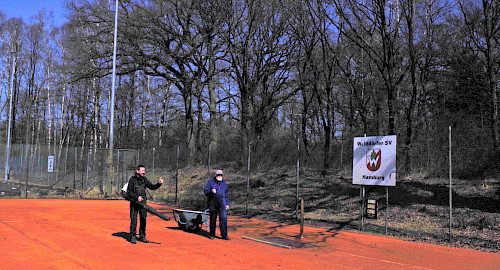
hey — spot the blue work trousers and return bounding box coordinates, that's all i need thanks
[209,206,228,237]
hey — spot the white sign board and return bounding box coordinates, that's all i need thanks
[353,135,396,186]
[48,156,55,173]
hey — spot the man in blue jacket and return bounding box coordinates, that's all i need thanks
[204,170,230,240]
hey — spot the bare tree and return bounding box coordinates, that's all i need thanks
[223,0,298,163]
[1,18,24,145]
[325,0,406,135]
[290,0,341,174]
[459,0,500,150]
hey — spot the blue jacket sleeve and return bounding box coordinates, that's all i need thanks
[204,179,213,197]
[224,182,230,206]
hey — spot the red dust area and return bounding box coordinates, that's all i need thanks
[0,199,499,270]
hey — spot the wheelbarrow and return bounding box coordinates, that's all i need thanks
[172,209,210,231]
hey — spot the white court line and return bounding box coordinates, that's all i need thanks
[341,252,435,270]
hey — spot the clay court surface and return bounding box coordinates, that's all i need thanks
[1,199,499,269]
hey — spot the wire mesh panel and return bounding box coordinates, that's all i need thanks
[0,144,138,197]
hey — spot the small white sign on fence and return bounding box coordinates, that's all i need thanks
[353,135,396,186]
[48,156,55,173]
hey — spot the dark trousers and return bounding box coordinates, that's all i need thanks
[130,202,148,237]
[209,206,228,237]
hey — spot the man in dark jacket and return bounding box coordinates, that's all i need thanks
[126,165,163,244]
[204,170,230,240]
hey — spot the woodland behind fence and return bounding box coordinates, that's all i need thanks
[1,0,500,182]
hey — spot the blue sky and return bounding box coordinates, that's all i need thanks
[0,0,69,26]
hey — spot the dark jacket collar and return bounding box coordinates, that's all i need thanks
[135,172,146,181]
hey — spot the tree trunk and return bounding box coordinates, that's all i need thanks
[159,85,170,147]
[208,45,218,156]
[240,87,254,166]
[182,81,196,165]
[195,81,204,163]
[405,0,417,172]
[142,75,151,147]
[483,2,500,150]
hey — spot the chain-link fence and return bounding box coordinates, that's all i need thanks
[1,129,499,250]
[0,143,138,197]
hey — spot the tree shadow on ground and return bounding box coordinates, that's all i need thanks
[387,182,500,213]
[299,179,500,214]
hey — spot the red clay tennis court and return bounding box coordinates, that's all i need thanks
[1,199,499,269]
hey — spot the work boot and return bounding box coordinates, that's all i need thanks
[130,236,137,244]
[222,235,231,241]
[209,235,214,240]
[138,236,150,243]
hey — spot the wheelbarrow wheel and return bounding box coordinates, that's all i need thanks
[187,222,199,231]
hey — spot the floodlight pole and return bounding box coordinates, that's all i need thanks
[4,52,16,181]
[107,0,119,195]
[109,0,119,151]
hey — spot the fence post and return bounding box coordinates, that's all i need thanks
[360,186,365,231]
[117,150,120,193]
[449,126,453,241]
[47,154,51,186]
[246,143,251,215]
[74,147,77,190]
[296,137,300,219]
[152,147,155,175]
[175,145,179,205]
[86,151,90,194]
[136,149,140,165]
[23,144,30,198]
[360,134,366,231]
[300,198,304,239]
[64,145,68,174]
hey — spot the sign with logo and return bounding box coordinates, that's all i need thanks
[48,156,55,173]
[353,135,396,186]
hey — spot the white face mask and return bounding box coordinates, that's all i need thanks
[216,175,223,181]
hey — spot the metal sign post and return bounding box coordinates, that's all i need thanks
[386,187,389,234]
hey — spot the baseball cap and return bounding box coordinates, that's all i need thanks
[215,170,223,176]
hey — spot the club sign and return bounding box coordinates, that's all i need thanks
[48,156,55,173]
[353,135,396,186]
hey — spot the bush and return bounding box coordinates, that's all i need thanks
[250,179,265,188]
[474,216,495,230]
